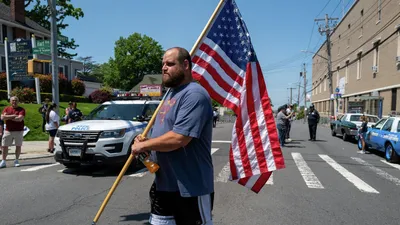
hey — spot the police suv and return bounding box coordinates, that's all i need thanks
[54,93,160,168]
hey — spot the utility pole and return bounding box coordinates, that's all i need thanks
[287,87,296,105]
[50,0,59,105]
[315,14,338,119]
[297,82,301,106]
[301,63,307,123]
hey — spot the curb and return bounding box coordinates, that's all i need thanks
[3,153,54,161]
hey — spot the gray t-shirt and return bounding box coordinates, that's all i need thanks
[276,111,287,127]
[150,82,214,197]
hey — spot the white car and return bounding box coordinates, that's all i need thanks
[54,96,160,168]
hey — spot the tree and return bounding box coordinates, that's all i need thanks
[77,56,99,76]
[1,0,84,59]
[101,33,164,90]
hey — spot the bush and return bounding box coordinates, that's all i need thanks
[0,72,6,90]
[59,74,69,95]
[71,78,85,96]
[11,87,35,103]
[296,110,305,120]
[0,90,7,100]
[39,92,90,103]
[89,89,112,104]
[36,73,69,94]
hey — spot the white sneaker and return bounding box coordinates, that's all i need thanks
[14,160,20,167]
[0,160,6,168]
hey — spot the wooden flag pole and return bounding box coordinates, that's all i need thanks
[91,0,225,224]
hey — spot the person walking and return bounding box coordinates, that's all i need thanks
[131,47,214,225]
[307,104,320,141]
[358,115,368,154]
[45,103,60,153]
[0,96,26,168]
[212,108,219,128]
[285,104,294,142]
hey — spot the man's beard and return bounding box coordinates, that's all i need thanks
[163,71,185,88]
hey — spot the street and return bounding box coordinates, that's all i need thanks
[1,121,400,225]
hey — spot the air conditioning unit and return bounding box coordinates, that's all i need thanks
[396,56,400,62]
[372,66,378,73]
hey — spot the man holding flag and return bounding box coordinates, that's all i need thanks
[132,0,285,224]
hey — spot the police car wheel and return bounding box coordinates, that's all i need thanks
[385,143,398,163]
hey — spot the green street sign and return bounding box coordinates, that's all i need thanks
[33,40,50,55]
[58,35,68,43]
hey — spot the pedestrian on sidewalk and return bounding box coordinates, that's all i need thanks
[358,115,368,154]
[45,103,60,153]
[38,98,50,132]
[131,47,214,225]
[277,105,293,147]
[0,96,25,168]
[307,104,320,141]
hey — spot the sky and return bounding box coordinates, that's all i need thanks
[62,0,355,109]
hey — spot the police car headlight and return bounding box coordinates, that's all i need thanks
[99,129,126,138]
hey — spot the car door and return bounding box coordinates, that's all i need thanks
[336,114,347,134]
[368,118,388,149]
[376,118,395,151]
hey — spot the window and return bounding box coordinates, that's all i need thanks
[324,78,327,91]
[338,46,340,56]
[1,56,5,72]
[378,0,382,22]
[349,115,379,123]
[59,66,64,74]
[373,41,379,69]
[336,66,340,87]
[345,60,349,83]
[382,118,394,131]
[64,65,69,79]
[375,118,387,129]
[391,88,397,111]
[319,83,322,93]
[357,52,362,79]
[2,24,7,41]
[397,121,400,133]
[44,62,50,74]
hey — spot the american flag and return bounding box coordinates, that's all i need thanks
[192,0,285,193]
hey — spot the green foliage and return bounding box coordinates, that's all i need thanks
[36,73,68,94]
[71,78,85,96]
[0,0,84,59]
[0,90,90,103]
[11,87,35,103]
[0,72,6,90]
[101,33,164,90]
[76,56,100,78]
[296,110,305,120]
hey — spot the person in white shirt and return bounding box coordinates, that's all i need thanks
[213,108,219,128]
[285,104,294,142]
[45,103,60,153]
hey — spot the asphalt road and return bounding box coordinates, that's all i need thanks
[1,121,400,225]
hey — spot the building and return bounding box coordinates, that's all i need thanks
[0,0,83,81]
[311,0,400,118]
[130,74,166,96]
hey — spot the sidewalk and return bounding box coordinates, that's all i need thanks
[1,141,53,161]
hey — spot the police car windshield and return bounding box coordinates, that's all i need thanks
[85,104,145,121]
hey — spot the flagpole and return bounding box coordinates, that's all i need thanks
[91,1,226,224]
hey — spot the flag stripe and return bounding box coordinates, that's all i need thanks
[229,145,239,180]
[200,39,245,83]
[192,55,242,99]
[256,63,285,169]
[234,114,254,178]
[251,172,272,193]
[192,71,239,113]
[245,63,268,173]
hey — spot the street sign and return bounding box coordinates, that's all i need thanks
[58,35,68,43]
[335,87,340,93]
[33,40,50,55]
[7,39,33,81]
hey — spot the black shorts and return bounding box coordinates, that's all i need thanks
[149,183,214,225]
[48,129,57,137]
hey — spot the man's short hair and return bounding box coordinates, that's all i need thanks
[168,47,192,70]
[10,96,18,102]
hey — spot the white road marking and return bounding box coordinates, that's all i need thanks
[215,162,230,182]
[319,154,379,193]
[130,148,220,178]
[353,157,400,186]
[381,160,400,171]
[292,153,324,189]
[212,140,231,143]
[57,169,66,173]
[266,173,274,185]
[21,163,60,172]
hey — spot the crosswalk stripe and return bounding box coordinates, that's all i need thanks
[215,162,230,182]
[266,173,273,185]
[130,148,220,178]
[381,160,400,171]
[352,157,400,186]
[21,163,60,172]
[319,154,379,194]
[292,153,324,189]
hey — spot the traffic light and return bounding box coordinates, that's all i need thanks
[28,59,51,75]
[300,72,303,77]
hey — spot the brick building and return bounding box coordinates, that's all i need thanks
[311,0,400,118]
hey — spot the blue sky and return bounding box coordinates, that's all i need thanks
[63,0,354,109]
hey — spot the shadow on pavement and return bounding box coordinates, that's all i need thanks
[120,213,150,224]
[60,163,145,177]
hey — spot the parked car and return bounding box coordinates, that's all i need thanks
[359,116,400,162]
[330,113,379,141]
